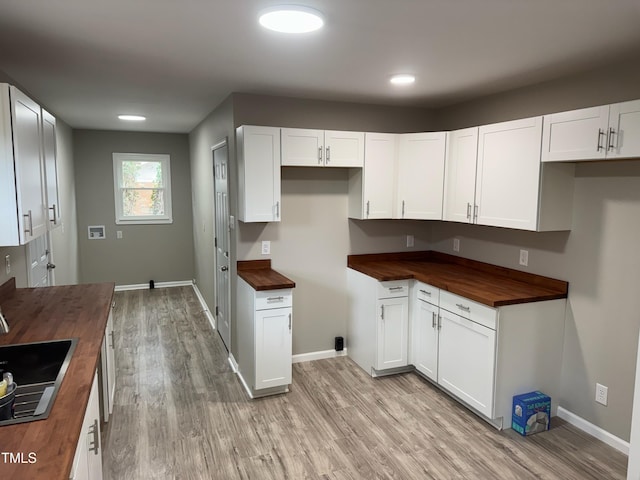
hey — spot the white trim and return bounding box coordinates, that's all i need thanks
[114,280,192,291]
[557,406,629,455]
[292,348,348,364]
[228,353,238,373]
[192,283,216,331]
[236,370,254,399]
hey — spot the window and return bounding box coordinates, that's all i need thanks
[113,153,172,224]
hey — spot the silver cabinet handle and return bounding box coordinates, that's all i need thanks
[366,201,370,218]
[466,202,471,220]
[597,128,606,151]
[402,200,405,218]
[110,330,115,348]
[89,419,100,455]
[431,311,437,328]
[608,127,616,151]
[318,146,323,164]
[437,315,442,330]
[419,289,431,296]
[473,204,478,223]
[456,303,470,312]
[380,304,384,320]
[288,313,292,331]
[275,201,280,219]
[49,204,57,224]
[267,296,284,301]
[326,146,330,163]
[23,210,33,235]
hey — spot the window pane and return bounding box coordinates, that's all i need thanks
[121,161,163,188]
[122,189,165,216]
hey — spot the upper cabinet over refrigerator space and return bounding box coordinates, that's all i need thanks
[0,84,48,246]
[281,128,364,167]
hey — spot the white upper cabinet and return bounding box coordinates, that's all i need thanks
[237,125,281,222]
[396,132,446,220]
[281,128,364,167]
[0,84,47,246]
[476,117,543,231]
[542,100,640,162]
[42,109,61,228]
[349,132,396,219]
[443,127,479,224]
[607,99,640,159]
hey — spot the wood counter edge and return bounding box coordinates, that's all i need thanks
[237,260,296,290]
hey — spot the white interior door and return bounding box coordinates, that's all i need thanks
[213,140,231,351]
[27,232,53,287]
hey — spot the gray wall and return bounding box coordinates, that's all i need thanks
[74,130,194,286]
[233,93,435,355]
[431,58,640,441]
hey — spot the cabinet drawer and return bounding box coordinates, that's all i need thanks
[415,281,439,305]
[439,291,497,330]
[256,289,293,310]
[377,280,409,299]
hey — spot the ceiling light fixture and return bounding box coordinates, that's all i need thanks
[118,114,146,121]
[259,5,324,33]
[390,74,416,86]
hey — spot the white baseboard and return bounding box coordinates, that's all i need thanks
[192,283,216,331]
[557,406,629,455]
[292,348,348,364]
[114,280,192,291]
[228,353,238,373]
[236,369,254,399]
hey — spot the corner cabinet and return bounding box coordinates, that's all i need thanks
[70,373,103,480]
[0,84,48,246]
[236,277,292,397]
[347,269,409,376]
[281,128,364,167]
[237,125,281,222]
[541,100,640,162]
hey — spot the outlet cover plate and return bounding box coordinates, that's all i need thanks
[596,383,608,406]
[453,238,460,252]
[519,249,529,266]
[406,235,414,248]
[261,241,271,255]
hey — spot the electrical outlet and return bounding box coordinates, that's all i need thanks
[116,230,123,239]
[4,255,10,275]
[595,383,608,406]
[406,235,414,248]
[519,249,529,266]
[453,238,460,252]
[261,241,271,255]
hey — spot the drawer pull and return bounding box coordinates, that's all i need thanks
[267,296,284,301]
[318,146,323,164]
[419,289,431,296]
[456,303,470,312]
[388,286,404,291]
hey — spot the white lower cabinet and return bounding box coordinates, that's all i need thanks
[237,278,292,398]
[410,282,440,382]
[347,270,409,376]
[99,304,116,422]
[70,373,102,480]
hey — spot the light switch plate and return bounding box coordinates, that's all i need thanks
[406,235,414,248]
[5,255,10,275]
[262,241,271,255]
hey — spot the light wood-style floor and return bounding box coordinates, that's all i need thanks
[102,287,628,479]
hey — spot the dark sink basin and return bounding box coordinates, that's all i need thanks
[0,338,77,426]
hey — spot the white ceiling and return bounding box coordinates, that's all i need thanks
[1,0,640,133]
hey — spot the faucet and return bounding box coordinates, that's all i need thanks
[0,307,9,334]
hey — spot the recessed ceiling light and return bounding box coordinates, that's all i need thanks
[259,5,324,33]
[118,114,146,121]
[390,74,416,86]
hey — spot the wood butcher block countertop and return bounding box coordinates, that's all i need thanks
[237,260,296,290]
[0,278,115,480]
[348,251,568,307]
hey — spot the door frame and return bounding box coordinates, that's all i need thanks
[212,138,232,351]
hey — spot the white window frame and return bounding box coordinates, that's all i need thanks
[113,153,173,225]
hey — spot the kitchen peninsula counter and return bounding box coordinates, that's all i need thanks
[348,251,567,307]
[0,278,115,480]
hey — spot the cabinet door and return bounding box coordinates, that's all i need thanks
[397,132,446,220]
[103,307,116,419]
[541,106,609,162]
[42,109,61,227]
[237,126,281,222]
[443,128,478,223]
[411,300,438,382]
[281,128,324,166]
[363,133,396,219]
[10,86,47,243]
[325,130,364,167]
[71,373,102,480]
[608,99,640,159]
[255,307,292,389]
[438,310,496,418]
[476,117,542,231]
[375,297,408,371]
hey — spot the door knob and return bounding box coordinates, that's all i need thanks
[220,266,228,272]
[47,263,56,270]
